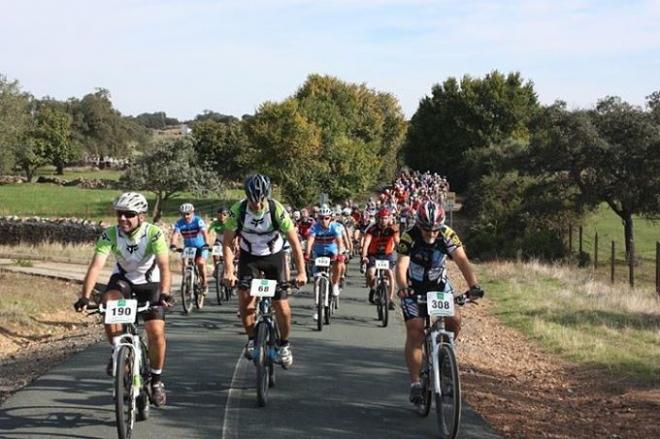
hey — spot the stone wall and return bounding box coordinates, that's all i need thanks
[0,216,104,245]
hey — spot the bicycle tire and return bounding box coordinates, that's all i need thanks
[382,291,389,327]
[224,285,233,302]
[215,263,223,305]
[255,322,269,407]
[376,283,385,321]
[416,337,432,417]
[136,338,150,422]
[115,345,135,439]
[181,270,193,314]
[315,277,323,331]
[195,277,205,310]
[435,343,461,438]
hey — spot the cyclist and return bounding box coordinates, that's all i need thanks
[395,200,484,406]
[361,208,399,309]
[222,174,307,367]
[74,192,173,407]
[304,204,346,320]
[209,207,230,265]
[170,203,211,296]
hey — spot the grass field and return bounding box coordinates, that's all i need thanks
[35,166,124,181]
[478,260,660,385]
[0,183,244,223]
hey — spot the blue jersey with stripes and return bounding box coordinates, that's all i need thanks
[174,215,206,248]
[310,221,343,256]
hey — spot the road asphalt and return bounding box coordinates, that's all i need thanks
[0,258,500,438]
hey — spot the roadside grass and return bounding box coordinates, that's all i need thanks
[0,243,96,265]
[0,271,84,339]
[0,183,244,223]
[478,260,660,385]
[35,166,123,181]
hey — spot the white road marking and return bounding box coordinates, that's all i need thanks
[222,351,249,439]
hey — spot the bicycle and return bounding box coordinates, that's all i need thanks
[176,247,204,313]
[312,256,335,330]
[373,258,391,327]
[212,245,235,305]
[88,299,156,439]
[414,288,483,439]
[249,278,293,407]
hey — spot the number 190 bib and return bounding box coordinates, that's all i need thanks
[105,299,138,324]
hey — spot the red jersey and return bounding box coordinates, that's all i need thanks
[298,218,315,239]
[365,224,398,255]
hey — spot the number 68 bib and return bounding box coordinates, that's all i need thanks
[426,291,455,317]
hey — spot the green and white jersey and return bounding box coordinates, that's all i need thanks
[209,219,227,244]
[226,198,293,256]
[95,222,168,284]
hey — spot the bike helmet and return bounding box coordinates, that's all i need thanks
[292,210,301,220]
[113,192,148,213]
[179,203,195,214]
[377,208,391,218]
[342,207,351,216]
[244,174,271,203]
[416,201,445,231]
[318,204,333,217]
[216,206,229,214]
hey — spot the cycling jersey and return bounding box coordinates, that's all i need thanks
[396,225,462,292]
[95,223,168,284]
[365,224,398,255]
[225,198,293,256]
[297,217,315,240]
[173,215,207,248]
[209,219,227,244]
[310,221,343,256]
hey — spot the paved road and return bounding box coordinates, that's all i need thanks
[0,260,500,438]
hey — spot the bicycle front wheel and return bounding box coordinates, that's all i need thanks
[255,322,270,407]
[195,279,205,310]
[215,263,223,305]
[376,283,385,321]
[181,271,193,314]
[115,345,136,439]
[435,343,461,438]
[416,338,432,417]
[382,291,389,327]
[315,278,323,331]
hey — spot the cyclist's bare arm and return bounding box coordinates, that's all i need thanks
[305,235,316,258]
[285,227,307,283]
[361,234,373,259]
[156,252,171,294]
[222,229,237,278]
[169,230,181,248]
[451,246,478,288]
[201,228,211,247]
[81,253,109,304]
[395,254,410,291]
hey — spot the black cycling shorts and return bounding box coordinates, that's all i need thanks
[237,250,288,300]
[104,273,165,321]
[400,282,453,322]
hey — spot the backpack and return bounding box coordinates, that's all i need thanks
[235,199,281,234]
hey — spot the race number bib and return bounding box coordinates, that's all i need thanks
[182,247,197,260]
[315,257,331,267]
[105,299,138,324]
[426,292,455,317]
[211,245,223,256]
[250,279,277,297]
[375,259,389,270]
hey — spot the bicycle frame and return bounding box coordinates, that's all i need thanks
[427,316,455,395]
[314,265,331,308]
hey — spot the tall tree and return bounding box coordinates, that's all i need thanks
[120,138,221,222]
[33,102,75,174]
[0,74,32,174]
[191,119,252,180]
[404,71,539,191]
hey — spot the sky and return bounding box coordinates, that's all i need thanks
[1,0,659,120]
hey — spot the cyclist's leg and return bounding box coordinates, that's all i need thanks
[134,283,167,370]
[238,252,259,337]
[102,274,131,343]
[401,296,425,382]
[196,248,209,289]
[386,255,396,300]
[261,252,291,341]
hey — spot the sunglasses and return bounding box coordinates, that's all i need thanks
[321,216,332,220]
[116,211,138,219]
[182,212,192,217]
[421,227,441,233]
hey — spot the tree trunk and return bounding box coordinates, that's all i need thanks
[623,212,634,264]
[152,192,163,223]
[55,162,64,175]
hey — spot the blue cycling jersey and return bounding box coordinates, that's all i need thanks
[310,221,343,256]
[174,215,206,248]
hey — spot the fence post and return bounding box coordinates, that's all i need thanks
[656,241,659,297]
[594,232,598,269]
[568,225,573,253]
[611,241,615,284]
[629,239,635,288]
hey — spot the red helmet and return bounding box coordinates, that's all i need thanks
[416,201,445,230]
[377,208,391,218]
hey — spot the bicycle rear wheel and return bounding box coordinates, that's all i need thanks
[255,322,270,407]
[416,338,432,417]
[115,345,136,439]
[181,271,193,314]
[435,343,461,438]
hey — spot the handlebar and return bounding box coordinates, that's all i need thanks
[86,302,154,315]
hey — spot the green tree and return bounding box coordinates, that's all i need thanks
[404,71,539,191]
[32,102,75,174]
[0,74,32,174]
[191,119,252,180]
[120,138,221,222]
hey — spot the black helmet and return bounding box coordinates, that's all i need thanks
[216,206,229,214]
[244,174,272,203]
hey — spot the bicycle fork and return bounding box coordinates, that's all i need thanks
[111,335,142,394]
[430,328,455,395]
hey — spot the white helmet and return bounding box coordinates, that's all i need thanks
[318,204,333,217]
[292,210,301,220]
[113,192,148,213]
[342,207,351,216]
[179,203,194,214]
